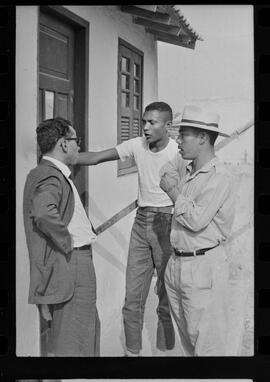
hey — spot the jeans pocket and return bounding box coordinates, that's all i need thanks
[191,258,213,290]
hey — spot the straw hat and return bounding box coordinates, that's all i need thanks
[179,105,230,137]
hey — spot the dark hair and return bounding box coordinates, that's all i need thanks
[184,127,219,146]
[144,101,173,121]
[36,117,73,154]
[204,130,219,145]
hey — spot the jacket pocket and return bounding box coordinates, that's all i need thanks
[34,260,58,296]
[191,258,213,290]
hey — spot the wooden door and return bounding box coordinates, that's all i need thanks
[38,8,88,194]
[38,7,88,356]
[39,11,74,123]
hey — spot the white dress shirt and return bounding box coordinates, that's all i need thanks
[43,156,97,247]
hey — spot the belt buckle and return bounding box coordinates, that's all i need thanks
[193,250,197,257]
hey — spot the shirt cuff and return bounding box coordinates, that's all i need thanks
[174,194,193,216]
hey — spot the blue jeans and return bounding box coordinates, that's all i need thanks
[122,208,175,353]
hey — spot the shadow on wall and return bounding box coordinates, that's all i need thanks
[89,196,133,250]
[89,196,134,273]
[92,241,126,274]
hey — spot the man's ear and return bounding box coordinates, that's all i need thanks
[165,120,172,129]
[59,138,68,153]
[199,131,207,144]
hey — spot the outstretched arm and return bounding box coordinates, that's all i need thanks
[76,148,120,165]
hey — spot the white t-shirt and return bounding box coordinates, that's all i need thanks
[116,137,185,207]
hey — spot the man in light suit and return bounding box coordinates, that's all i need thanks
[23,117,100,356]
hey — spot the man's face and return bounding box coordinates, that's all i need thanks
[142,110,171,144]
[65,126,80,165]
[176,126,201,160]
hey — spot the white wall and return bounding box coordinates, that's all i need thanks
[65,5,158,356]
[16,6,40,355]
[158,5,254,356]
[16,5,158,356]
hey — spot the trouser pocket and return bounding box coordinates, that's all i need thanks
[191,258,213,289]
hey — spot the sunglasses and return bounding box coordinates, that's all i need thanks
[65,137,82,146]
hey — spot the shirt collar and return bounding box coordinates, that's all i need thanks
[186,156,219,177]
[43,155,71,179]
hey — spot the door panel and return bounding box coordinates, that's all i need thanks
[44,90,54,119]
[39,26,69,79]
[39,11,74,124]
[56,92,69,119]
[38,7,88,356]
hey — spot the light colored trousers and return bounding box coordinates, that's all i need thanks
[165,245,229,356]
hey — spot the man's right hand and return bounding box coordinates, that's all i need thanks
[76,148,120,165]
[39,304,52,321]
[160,172,180,203]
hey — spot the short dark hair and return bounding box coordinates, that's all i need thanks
[182,127,219,146]
[144,101,173,121]
[204,130,219,145]
[36,117,73,154]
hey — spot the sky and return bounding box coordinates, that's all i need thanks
[157,5,254,163]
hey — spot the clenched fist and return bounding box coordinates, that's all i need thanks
[160,172,179,203]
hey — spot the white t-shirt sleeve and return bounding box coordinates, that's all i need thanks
[115,137,138,162]
[176,155,189,179]
[159,141,188,181]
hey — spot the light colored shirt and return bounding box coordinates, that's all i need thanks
[170,156,235,252]
[116,137,186,207]
[43,156,97,247]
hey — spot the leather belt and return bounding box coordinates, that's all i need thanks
[173,245,219,257]
[73,244,91,251]
[138,206,173,214]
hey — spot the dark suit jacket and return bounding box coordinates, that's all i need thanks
[23,159,75,304]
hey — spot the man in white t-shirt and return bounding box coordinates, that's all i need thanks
[77,102,186,356]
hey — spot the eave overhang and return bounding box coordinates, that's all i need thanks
[120,5,203,50]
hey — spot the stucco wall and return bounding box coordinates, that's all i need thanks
[16,5,158,356]
[65,5,158,355]
[16,6,40,355]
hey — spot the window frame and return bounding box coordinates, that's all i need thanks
[117,38,144,176]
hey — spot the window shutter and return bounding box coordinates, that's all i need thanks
[118,39,143,176]
[132,118,140,138]
[121,116,130,141]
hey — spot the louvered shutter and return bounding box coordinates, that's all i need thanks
[118,39,143,175]
[121,116,130,141]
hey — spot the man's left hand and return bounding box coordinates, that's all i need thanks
[39,304,52,321]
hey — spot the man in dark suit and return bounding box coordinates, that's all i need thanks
[23,117,100,357]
